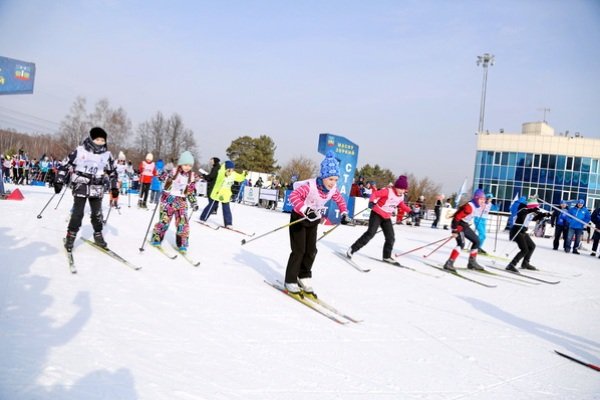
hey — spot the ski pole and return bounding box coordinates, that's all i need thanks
[317,207,368,241]
[241,216,308,245]
[537,197,598,233]
[374,213,411,235]
[493,212,502,253]
[54,184,68,209]
[394,236,452,258]
[500,221,528,256]
[127,177,132,208]
[187,209,195,221]
[103,202,113,225]
[36,192,57,219]
[139,198,161,252]
[423,235,455,258]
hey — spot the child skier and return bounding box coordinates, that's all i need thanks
[284,151,349,295]
[111,151,128,208]
[138,153,157,208]
[506,197,549,271]
[346,175,411,263]
[199,160,245,227]
[442,189,486,271]
[54,127,118,251]
[150,151,199,254]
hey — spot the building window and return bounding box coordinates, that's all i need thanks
[582,158,591,173]
[557,155,566,170]
[566,157,574,171]
[494,152,501,165]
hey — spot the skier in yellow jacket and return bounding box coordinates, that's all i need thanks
[199,160,246,227]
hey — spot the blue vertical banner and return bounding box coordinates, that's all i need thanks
[318,133,359,224]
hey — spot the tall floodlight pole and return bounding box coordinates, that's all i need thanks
[476,53,495,134]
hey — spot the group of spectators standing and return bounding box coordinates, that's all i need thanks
[549,198,600,256]
[2,150,60,186]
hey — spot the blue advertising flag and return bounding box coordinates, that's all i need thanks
[0,56,36,95]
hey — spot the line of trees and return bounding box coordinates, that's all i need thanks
[1,95,446,207]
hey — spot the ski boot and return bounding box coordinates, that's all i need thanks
[443,258,456,272]
[298,277,314,294]
[521,261,537,270]
[505,263,519,273]
[64,231,77,252]
[93,231,108,249]
[284,282,301,295]
[345,247,354,259]
[467,257,484,271]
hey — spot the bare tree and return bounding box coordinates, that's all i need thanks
[89,98,132,150]
[165,113,197,162]
[134,111,167,160]
[58,96,89,150]
[278,156,318,186]
[403,173,442,208]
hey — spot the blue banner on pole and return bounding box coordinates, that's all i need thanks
[317,133,359,224]
[0,56,36,95]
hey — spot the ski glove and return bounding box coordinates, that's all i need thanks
[53,183,63,194]
[340,213,351,225]
[368,202,375,209]
[304,207,320,221]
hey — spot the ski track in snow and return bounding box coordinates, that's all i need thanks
[1,184,599,399]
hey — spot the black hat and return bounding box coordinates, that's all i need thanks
[212,157,221,164]
[90,127,107,141]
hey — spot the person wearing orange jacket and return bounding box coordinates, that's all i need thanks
[138,153,157,208]
[346,175,411,263]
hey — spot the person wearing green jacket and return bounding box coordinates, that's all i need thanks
[199,160,246,227]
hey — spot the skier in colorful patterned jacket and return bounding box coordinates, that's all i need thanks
[346,175,411,263]
[150,151,198,254]
[442,189,486,272]
[54,127,118,251]
[284,151,349,295]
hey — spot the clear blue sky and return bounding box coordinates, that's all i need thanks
[1,0,599,193]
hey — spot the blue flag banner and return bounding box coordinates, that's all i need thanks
[317,133,359,224]
[0,56,36,95]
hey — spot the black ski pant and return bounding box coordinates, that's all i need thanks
[68,196,104,234]
[509,231,535,266]
[350,211,395,259]
[553,225,568,250]
[284,212,320,284]
[140,182,151,203]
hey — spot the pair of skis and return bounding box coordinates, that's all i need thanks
[419,261,560,286]
[66,238,142,274]
[196,220,255,237]
[148,241,201,267]
[265,280,361,325]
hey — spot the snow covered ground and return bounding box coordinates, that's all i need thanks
[1,184,599,400]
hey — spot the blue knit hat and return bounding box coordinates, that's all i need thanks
[225,160,235,169]
[319,151,340,179]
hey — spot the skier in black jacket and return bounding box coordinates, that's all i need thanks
[54,127,118,251]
